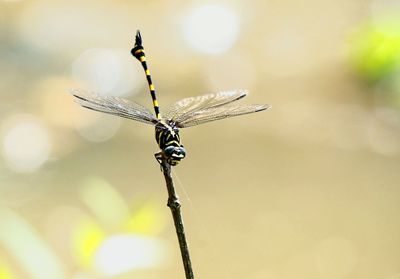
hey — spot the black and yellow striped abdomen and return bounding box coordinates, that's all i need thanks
[131,31,161,120]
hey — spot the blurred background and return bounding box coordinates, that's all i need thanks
[1,0,400,278]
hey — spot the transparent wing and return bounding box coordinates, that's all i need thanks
[70,89,159,125]
[174,103,270,128]
[164,90,248,124]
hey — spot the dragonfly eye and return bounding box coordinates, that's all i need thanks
[177,146,186,157]
[164,146,186,160]
[164,146,175,157]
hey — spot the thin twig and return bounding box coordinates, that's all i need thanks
[156,153,195,279]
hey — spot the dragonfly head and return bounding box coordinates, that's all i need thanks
[164,145,186,166]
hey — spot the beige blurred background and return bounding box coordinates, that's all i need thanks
[1,0,400,278]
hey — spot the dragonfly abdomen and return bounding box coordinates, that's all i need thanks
[131,31,161,120]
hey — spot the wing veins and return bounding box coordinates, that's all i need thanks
[176,103,270,128]
[70,89,158,125]
[164,90,248,123]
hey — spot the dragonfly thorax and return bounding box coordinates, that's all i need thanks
[155,122,186,166]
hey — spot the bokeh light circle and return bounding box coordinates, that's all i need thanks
[72,48,144,97]
[1,115,51,173]
[74,113,121,143]
[182,5,239,54]
[94,235,170,276]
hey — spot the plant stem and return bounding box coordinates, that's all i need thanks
[157,154,195,279]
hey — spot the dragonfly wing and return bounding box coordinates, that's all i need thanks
[70,89,159,125]
[174,103,270,128]
[164,90,248,124]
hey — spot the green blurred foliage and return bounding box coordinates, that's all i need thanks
[349,18,400,83]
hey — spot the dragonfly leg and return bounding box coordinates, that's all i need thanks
[154,151,164,171]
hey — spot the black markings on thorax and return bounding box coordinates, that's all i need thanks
[155,122,181,149]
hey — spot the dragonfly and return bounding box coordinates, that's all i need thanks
[71,31,270,166]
